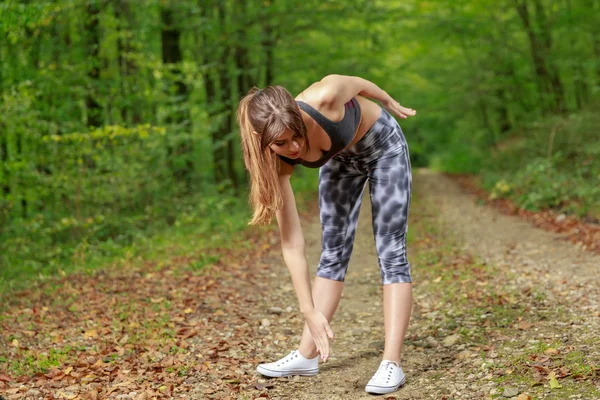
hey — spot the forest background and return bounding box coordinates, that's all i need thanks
[0,0,598,292]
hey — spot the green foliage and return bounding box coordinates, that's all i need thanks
[393,0,599,218]
[1,0,599,289]
[481,106,600,218]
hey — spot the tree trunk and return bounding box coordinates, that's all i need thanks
[515,0,566,113]
[161,6,193,190]
[566,0,589,109]
[0,125,9,200]
[216,1,234,190]
[234,0,255,187]
[263,23,275,86]
[161,9,186,109]
[114,0,141,123]
[0,27,10,218]
[234,0,254,93]
[532,0,564,112]
[85,2,102,127]
[200,1,227,187]
[496,87,512,134]
[593,36,600,85]
[514,0,552,112]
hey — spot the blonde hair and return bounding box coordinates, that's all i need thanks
[237,86,308,225]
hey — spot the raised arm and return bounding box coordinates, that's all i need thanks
[275,165,334,361]
[316,74,416,120]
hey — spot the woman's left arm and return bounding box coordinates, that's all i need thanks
[319,74,416,119]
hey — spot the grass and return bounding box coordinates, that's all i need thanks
[5,346,76,376]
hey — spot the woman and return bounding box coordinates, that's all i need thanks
[236,74,416,395]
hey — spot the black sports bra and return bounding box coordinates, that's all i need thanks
[279,98,361,168]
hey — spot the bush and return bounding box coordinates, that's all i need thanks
[481,106,600,219]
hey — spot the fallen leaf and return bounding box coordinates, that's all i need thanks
[81,374,98,383]
[534,365,550,375]
[544,348,559,355]
[443,334,460,347]
[84,329,98,338]
[518,321,532,330]
[549,375,562,389]
[135,393,149,400]
[182,329,198,339]
[57,391,77,399]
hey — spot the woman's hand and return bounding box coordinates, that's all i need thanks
[382,98,417,119]
[303,308,334,362]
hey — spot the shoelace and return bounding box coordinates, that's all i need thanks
[370,361,399,384]
[276,351,299,367]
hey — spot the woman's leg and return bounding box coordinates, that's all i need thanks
[298,158,368,358]
[382,282,412,363]
[298,276,344,358]
[368,137,413,365]
[298,282,413,363]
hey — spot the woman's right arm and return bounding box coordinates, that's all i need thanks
[275,165,334,361]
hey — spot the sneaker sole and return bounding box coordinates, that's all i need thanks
[256,365,319,378]
[365,376,406,394]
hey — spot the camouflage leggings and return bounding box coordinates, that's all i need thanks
[317,108,412,285]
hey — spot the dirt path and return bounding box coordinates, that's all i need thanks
[251,170,600,400]
[424,171,599,281]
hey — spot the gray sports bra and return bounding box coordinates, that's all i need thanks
[279,98,361,168]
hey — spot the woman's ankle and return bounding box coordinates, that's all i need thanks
[298,347,319,360]
[381,352,402,365]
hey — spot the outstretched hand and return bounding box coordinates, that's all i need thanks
[383,98,416,119]
[303,309,334,362]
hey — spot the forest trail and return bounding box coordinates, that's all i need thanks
[2,170,599,399]
[252,170,600,400]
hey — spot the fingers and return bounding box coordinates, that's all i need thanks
[320,335,330,362]
[316,333,329,361]
[402,106,416,115]
[306,313,333,362]
[314,330,330,362]
[391,103,416,119]
[325,322,334,339]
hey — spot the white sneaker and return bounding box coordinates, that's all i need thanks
[365,360,406,394]
[256,350,319,377]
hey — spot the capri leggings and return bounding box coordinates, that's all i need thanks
[317,108,412,285]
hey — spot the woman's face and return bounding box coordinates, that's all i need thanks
[269,129,303,159]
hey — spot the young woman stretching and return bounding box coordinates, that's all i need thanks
[236,74,416,395]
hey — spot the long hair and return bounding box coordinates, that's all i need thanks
[236,86,308,225]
